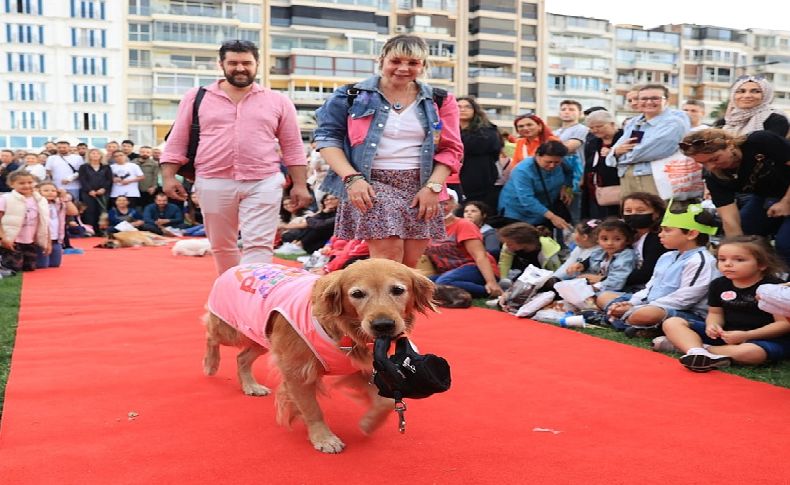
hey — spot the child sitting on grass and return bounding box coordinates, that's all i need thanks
[605,202,719,337]
[661,236,790,372]
[566,218,636,293]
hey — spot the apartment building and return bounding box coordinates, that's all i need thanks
[545,13,614,126]
[748,28,790,115]
[0,0,124,150]
[126,0,264,146]
[614,26,681,120]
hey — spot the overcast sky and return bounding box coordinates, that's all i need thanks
[545,0,790,31]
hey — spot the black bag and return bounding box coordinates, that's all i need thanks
[373,336,451,400]
[163,86,207,182]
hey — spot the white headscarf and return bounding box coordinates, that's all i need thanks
[723,76,785,135]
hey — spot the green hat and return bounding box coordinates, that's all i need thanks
[661,200,718,235]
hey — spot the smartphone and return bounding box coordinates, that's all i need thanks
[630,130,645,143]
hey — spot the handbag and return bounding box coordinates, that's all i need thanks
[595,185,622,206]
[591,150,621,206]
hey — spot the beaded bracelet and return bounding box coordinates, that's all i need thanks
[342,172,363,183]
[343,174,365,189]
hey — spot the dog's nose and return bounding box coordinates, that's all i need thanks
[371,318,396,336]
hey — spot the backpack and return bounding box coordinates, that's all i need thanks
[163,86,207,182]
[345,84,447,109]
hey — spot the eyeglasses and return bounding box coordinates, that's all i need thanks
[678,138,726,152]
[638,96,666,103]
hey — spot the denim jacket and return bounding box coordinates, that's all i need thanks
[313,75,463,200]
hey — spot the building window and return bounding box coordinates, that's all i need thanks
[6,52,45,73]
[129,49,151,68]
[70,0,105,19]
[238,29,260,44]
[10,110,48,130]
[73,112,109,131]
[129,22,151,42]
[6,0,43,14]
[153,21,237,44]
[71,27,106,47]
[7,82,45,101]
[71,84,108,103]
[128,100,153,121]
[5,23,44,44]
[128,0,150,15]
[71,56,108,76]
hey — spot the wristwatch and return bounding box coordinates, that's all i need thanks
[424,181,442,193]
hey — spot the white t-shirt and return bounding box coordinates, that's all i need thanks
[45,154,84,190]
[372,103,423,170]
[110,163,144,198]
[24,164,47,181]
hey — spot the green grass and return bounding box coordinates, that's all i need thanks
[472,297,790,389]
[0,274,22,419]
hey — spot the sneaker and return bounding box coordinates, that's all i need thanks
[485,298,501,308]
[651,336,678,353]
[679,350,732,373]
[581,310,608,326]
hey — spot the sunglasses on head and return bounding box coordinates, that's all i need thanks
[678,138,726,152]
[734,74,766,83]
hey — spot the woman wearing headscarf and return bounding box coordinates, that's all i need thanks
[721,75,789,137]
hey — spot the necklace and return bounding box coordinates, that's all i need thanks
[393,102,404,111]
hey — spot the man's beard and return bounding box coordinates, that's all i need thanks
[139,155,150,160]
[224,69,256,88]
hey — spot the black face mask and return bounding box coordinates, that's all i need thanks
[623,213,655,230]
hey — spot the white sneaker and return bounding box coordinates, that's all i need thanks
[651,336,678,353]
[679,348,732,372]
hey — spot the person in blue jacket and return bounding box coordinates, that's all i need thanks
[498,140,573,231]
[142,192,183,235]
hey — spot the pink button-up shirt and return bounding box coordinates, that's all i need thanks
[161,80,306,180]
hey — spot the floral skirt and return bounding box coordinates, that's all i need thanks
[335,169,446,240]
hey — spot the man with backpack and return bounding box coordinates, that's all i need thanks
[161,40,309,275]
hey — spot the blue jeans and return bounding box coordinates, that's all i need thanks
[183,224,205,236]
[35,241,63,268]
[430,264,488,297]
[740,195,790,266]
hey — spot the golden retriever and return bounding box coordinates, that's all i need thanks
[203,259,436,453]
[96,231,174,248]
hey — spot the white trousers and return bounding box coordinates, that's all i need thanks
[194,173,284,275]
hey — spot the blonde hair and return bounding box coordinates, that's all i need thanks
[378,34,430,72]
[679,128,747,180]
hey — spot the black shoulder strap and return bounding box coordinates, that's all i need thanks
[345,84,448,108]
[186,86,207,162]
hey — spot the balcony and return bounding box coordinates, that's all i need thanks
[398,0,456,10]
[469,69,516,79]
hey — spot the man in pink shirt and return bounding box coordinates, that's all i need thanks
[161,40,311,274]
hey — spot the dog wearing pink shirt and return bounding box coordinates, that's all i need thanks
[203,258,437,453]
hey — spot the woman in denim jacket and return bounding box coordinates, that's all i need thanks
[313,34,463,267]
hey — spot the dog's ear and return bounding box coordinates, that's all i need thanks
[410,269,438,314]
[312,270,345,318]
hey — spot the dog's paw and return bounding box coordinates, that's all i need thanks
[359,410,390,435]
[203,356,219,376]
[311,433,345,454]
[242,383,271,396]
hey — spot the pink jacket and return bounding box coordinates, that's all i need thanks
[208,263,360,375]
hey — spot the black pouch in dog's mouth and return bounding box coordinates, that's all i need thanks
[372,336,451,400]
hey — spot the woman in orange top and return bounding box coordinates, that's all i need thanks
[511,114,557,169]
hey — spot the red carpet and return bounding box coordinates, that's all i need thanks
[1,239,789,484]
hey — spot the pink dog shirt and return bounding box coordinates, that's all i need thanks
[208,263,360,375]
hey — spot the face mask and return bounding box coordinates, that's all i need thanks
[623,213,654,230]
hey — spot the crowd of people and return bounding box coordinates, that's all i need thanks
[2,35,789,374]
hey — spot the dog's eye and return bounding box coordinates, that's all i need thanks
[350,289,367,299]
[390,286,406,296]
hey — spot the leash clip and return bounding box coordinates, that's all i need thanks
[394,399,407,434]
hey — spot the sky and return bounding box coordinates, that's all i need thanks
[545,0,790,31]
